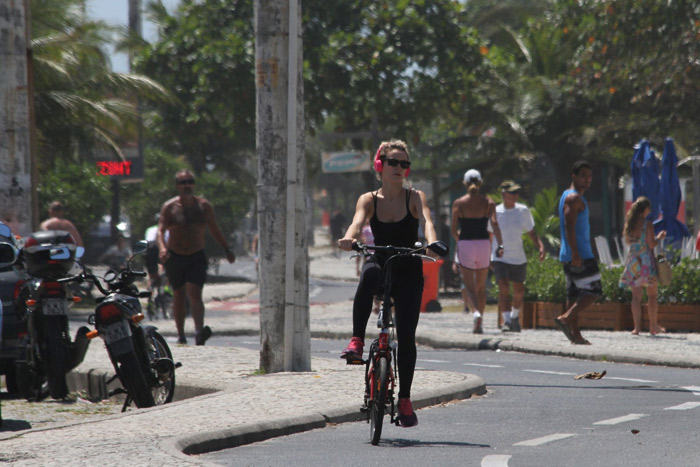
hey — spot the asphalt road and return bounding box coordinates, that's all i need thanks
[201,337,700,467]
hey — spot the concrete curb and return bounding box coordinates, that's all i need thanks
[416,333,700,369]
[169,374,486,456]
[146,326,700,371]
[175,414,328,455]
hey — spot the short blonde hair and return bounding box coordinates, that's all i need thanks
[374,139,410,180]
[376,139,409,159]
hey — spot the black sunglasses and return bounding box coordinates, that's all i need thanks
[381,158,411,169]
[177,178,195,185]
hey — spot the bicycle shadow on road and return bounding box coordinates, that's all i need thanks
[378,438,490,449]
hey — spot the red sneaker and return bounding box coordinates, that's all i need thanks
[340,337,364,363]
[397,398,418,427]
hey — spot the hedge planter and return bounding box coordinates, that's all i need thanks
[641,304,700,332]
[521,302,535,329]
[534,302,564,329]
[578,302,632,331]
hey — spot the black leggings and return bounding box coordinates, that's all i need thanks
[353,257,423,398]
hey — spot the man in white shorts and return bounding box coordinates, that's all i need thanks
[492,181,545,332]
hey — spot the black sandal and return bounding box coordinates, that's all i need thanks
[554,318,575,343]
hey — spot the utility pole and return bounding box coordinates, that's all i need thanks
[255,0,310,372]
[0,0,33,236]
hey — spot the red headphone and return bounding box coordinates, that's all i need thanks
[373,144,410,176]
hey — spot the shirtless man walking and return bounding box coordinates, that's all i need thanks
[40,201,84,246]
[157,170,236,345]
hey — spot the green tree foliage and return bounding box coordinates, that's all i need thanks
[35,162,111,239]
[559,0,700,156]
[528,185,561,250]
[120,149,188,240]
[304,0,487,140]
[31,0,169,168]
[455,0,700,191]
[138,0,488,168]
[135,0,256,177]
[121,149,253,258]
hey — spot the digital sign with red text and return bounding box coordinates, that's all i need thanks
[96,161,132,176]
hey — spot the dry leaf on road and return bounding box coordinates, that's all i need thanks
[574,370,607,380]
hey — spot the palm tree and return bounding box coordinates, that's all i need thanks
[30,0,170,168]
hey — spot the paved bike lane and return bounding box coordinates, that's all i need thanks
[3,249,700,464]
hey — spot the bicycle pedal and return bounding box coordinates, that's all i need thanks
[175,361,183,369]
[344,358,365,366]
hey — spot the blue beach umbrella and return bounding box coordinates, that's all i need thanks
[630,139,660,221]
[654,138,689,245]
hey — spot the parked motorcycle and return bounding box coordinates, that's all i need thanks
[14,231,91,401]
[60,240,178,410]
[0,235,21,427]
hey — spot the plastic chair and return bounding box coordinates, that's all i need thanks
[594,236,614,268]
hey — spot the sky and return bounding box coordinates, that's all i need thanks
[86,0,181,72]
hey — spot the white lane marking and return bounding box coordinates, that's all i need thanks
[418,359,449,364]
[593,414,648,425]
[682,386,700,396]
[514,433,575,446]
[523,369,576,376]
[481,455,511,467]
[309,286,322,298]
[463,363,505,368]
[605,376,657,383]
[665,402,700,411]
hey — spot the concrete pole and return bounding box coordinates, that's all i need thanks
[0,0,33,237]
[255,0,310,373]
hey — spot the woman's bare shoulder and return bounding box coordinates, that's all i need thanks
[452,194,469,206]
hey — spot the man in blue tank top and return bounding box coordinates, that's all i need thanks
[555,160,602,345]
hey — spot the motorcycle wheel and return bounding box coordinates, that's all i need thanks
[4,371,19,395]
[118,352,155,409]
[45,330,69,399]
[15,360,48,402]
[147,330,175,405]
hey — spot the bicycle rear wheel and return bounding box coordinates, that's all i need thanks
[370,356,389,445]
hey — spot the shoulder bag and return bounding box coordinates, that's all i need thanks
[655,252,672,287]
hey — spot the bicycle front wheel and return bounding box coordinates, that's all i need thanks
[370,356,389,445]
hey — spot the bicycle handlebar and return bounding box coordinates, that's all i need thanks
[352,240,449,260]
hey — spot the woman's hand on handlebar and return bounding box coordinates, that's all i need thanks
[337,237,356,252]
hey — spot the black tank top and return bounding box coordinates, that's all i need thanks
[370,189,419,248]
[459,217,489,240]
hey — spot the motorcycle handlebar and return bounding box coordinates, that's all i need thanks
[58,273,111,296]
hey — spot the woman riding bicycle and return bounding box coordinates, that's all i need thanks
[337,139,438,428]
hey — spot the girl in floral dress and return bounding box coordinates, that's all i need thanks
[620,197,667,335]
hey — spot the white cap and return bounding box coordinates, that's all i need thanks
[464,169,482,184]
